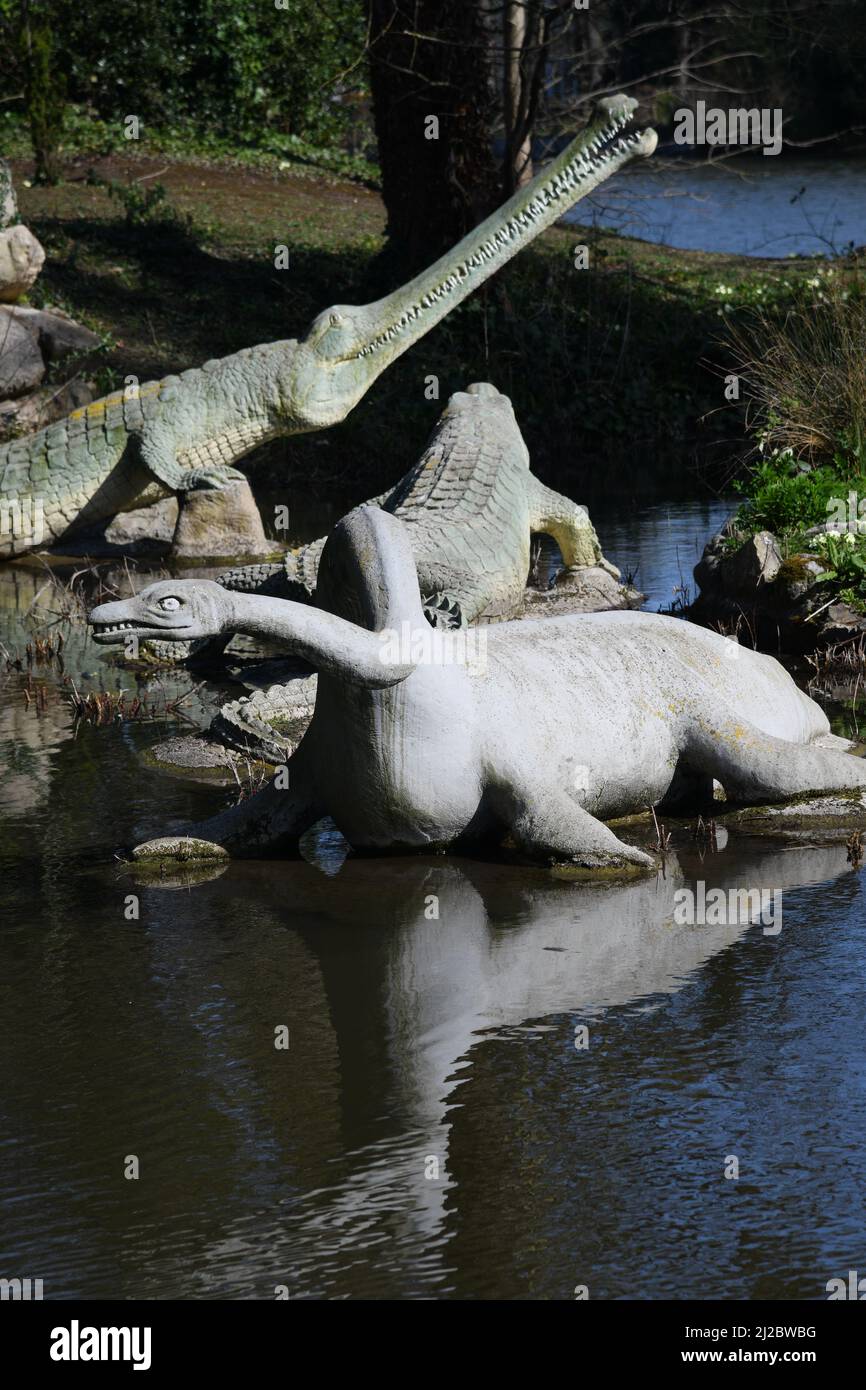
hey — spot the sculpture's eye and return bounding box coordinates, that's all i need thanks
[329,312,344,328]
[158,596,181,612]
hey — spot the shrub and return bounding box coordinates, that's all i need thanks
[724,278,866,474]
[24,21,65,184]
[732,446,857,537]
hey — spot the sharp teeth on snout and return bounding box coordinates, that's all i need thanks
[356,118,640,356]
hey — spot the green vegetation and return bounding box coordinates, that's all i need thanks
[728,283,866,533]
[1,0,368,153]
[731,448,859,538]
[726,285,866,611]
[725,280,866,470]
[0,104,379,186]
[22,20,65,184]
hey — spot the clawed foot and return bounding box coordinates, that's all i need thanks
[565,843,658,872]
[182,466,247,491]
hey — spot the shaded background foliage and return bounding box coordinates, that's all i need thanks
[3,1,866,211]
[2,0,367,148]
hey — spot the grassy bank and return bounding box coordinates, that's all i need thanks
[7,142,862,505]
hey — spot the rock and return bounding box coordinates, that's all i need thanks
[8,305,101,360]
[0,159,16,229]
[823,602,866,636]
[145,734,247,783]
[0,224,45,302]
[717,787,866,840]
[0,311,45,397]
[693,516,741,594]
[694,535,725,593]
[171,477,272,559]
[132,835,230,862]
[521,565,645,618]
[690,530,860,655]
[718,530,782,592]
[777,554,830,602]
[0,377,94,437]
[105,496,179,548]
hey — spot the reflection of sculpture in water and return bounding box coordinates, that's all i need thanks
[140,838,854,1294]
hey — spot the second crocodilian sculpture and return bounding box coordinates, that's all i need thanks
[1,95,656,557]
[153,380,623,762]
[90,505,866,871]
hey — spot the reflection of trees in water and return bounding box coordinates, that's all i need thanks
[0,567,215,815]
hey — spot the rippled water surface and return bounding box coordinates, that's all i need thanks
[1,501,864,1300]
[568,155,866,257]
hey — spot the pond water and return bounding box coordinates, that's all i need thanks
[594,496,733,611]
[1,499,864,1301]
[566,155,866,258]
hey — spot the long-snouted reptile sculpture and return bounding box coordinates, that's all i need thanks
[0,95,656,559]
[147,380,619,760]
[89,506,866,871]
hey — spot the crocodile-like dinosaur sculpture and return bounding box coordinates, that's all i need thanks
[89,506,866,870]
[0,95,657,559]
[149,381,621,760]
[217,382,615,616]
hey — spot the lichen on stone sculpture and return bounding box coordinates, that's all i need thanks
[89,504,866,870]
[1,95,657,558]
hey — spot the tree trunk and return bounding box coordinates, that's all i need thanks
[366,0,499,274]
[503,2,533,191]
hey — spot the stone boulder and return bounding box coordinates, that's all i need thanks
[690,522,857,654]
[0,311,45,397]
[8,305,101,360]
[0,377,94,438]
[105,497,180,550]
[692,515,741,594]
[521,565,645,618]
[776,554,829,602]
[0,224,45,302]
[717,530,782,592]
[171,477,272,559]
